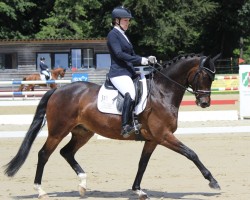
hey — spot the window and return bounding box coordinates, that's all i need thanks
[54,53,69,69]
[70,48,94,69]
[96,53,111,68]
[0,53,17,69]
[83,49,94,68]
[71,49,81,69]
[0,54,4,69]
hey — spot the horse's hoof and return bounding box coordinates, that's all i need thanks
[139,195,150,200]
[209,181,221,190]
[38,194,49,199]
[134,189,150,200]
[78,185,86,197]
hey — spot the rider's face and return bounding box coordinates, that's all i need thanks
[117,18,130,31]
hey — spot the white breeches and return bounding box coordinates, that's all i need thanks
[41,70,50,77]
[110,75,135,100]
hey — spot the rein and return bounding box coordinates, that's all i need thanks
[148,57,215,96]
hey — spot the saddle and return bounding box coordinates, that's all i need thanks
[97,74,147,116]
[40,72,51,81]
[104,74,143,112]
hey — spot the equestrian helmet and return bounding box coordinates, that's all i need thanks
[112,6,133,19]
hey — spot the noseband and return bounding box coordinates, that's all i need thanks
[150,56,215,96]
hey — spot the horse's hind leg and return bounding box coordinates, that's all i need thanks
[34,135,64,198]
[60,127,94,197]
[160,132,220,190]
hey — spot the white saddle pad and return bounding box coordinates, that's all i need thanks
[40,74,46,81]
[97,75,148,115]
[40,73,51,81]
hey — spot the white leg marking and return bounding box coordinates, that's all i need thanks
[34,184,47,198]
[134,189,150,200]
[78,173,87,197]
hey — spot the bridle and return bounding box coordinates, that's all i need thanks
[149,56,216,96]
[190,57,216,97]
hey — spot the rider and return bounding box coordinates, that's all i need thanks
[107,6,157,138]
[39,57,50,80]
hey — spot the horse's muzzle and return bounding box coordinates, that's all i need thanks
[196,96,211,108]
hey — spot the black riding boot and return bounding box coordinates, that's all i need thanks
[121,93,141,138]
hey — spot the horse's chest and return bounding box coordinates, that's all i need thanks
[165,104,178,118]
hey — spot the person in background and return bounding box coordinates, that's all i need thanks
[107,6,157,138]
[39,57,50,80]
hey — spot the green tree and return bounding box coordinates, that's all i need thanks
[0,0,37,38]
[237,1,250,63]
[201,0,248,58]
[36,0,101,38]
[119,0,217,59]
[150,0,218,58]
[1,0,250,62]
[238,0,250,36]
[88,0,218,59]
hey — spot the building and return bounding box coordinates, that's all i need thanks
[0,38,150,84]
[0,38,111,71]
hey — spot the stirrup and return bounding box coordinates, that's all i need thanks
[121,124,142,138]
[133,120,142,134]
[121,125,135,138]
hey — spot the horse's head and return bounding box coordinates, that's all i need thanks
[52,68,66,79]
[187,54,219,108]
[150,53,220,109]
[59,68,66,78]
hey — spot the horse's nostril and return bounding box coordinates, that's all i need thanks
[196,98,210,108]
[200,101,210,108]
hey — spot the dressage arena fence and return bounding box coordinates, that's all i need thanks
[0,75,239,97]
[212,75,239,91]
[0,79,71,85]
[0,80,71,97]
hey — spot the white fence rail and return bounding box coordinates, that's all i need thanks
[0,91,47,96]
[0,80,72,85]
[0,80,72,97]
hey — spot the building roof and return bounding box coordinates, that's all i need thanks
[0,38,107,45]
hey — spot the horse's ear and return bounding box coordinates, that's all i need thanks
[212,53,221,62]
[208,53,221,71]
[203,55,211,67]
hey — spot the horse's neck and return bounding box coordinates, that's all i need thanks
[148,57,199,108]
[52,70,59,79]
[149,75,186,108]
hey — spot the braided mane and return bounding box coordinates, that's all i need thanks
[163,53,202,68]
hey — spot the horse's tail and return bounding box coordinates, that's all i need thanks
[17,77,26,91]
[4,88,57,177]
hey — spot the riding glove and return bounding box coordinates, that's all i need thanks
[148,56,157,64]
[141,57,149,65]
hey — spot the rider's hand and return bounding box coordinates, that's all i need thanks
[148,56,157,64]
[141,57,149,65]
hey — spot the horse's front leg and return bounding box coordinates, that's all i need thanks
[159,131,220,190]
[26,84,33,91]
[132,141,157,200]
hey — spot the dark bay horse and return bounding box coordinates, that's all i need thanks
[18,67,66,91]
[4,54,221,199]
